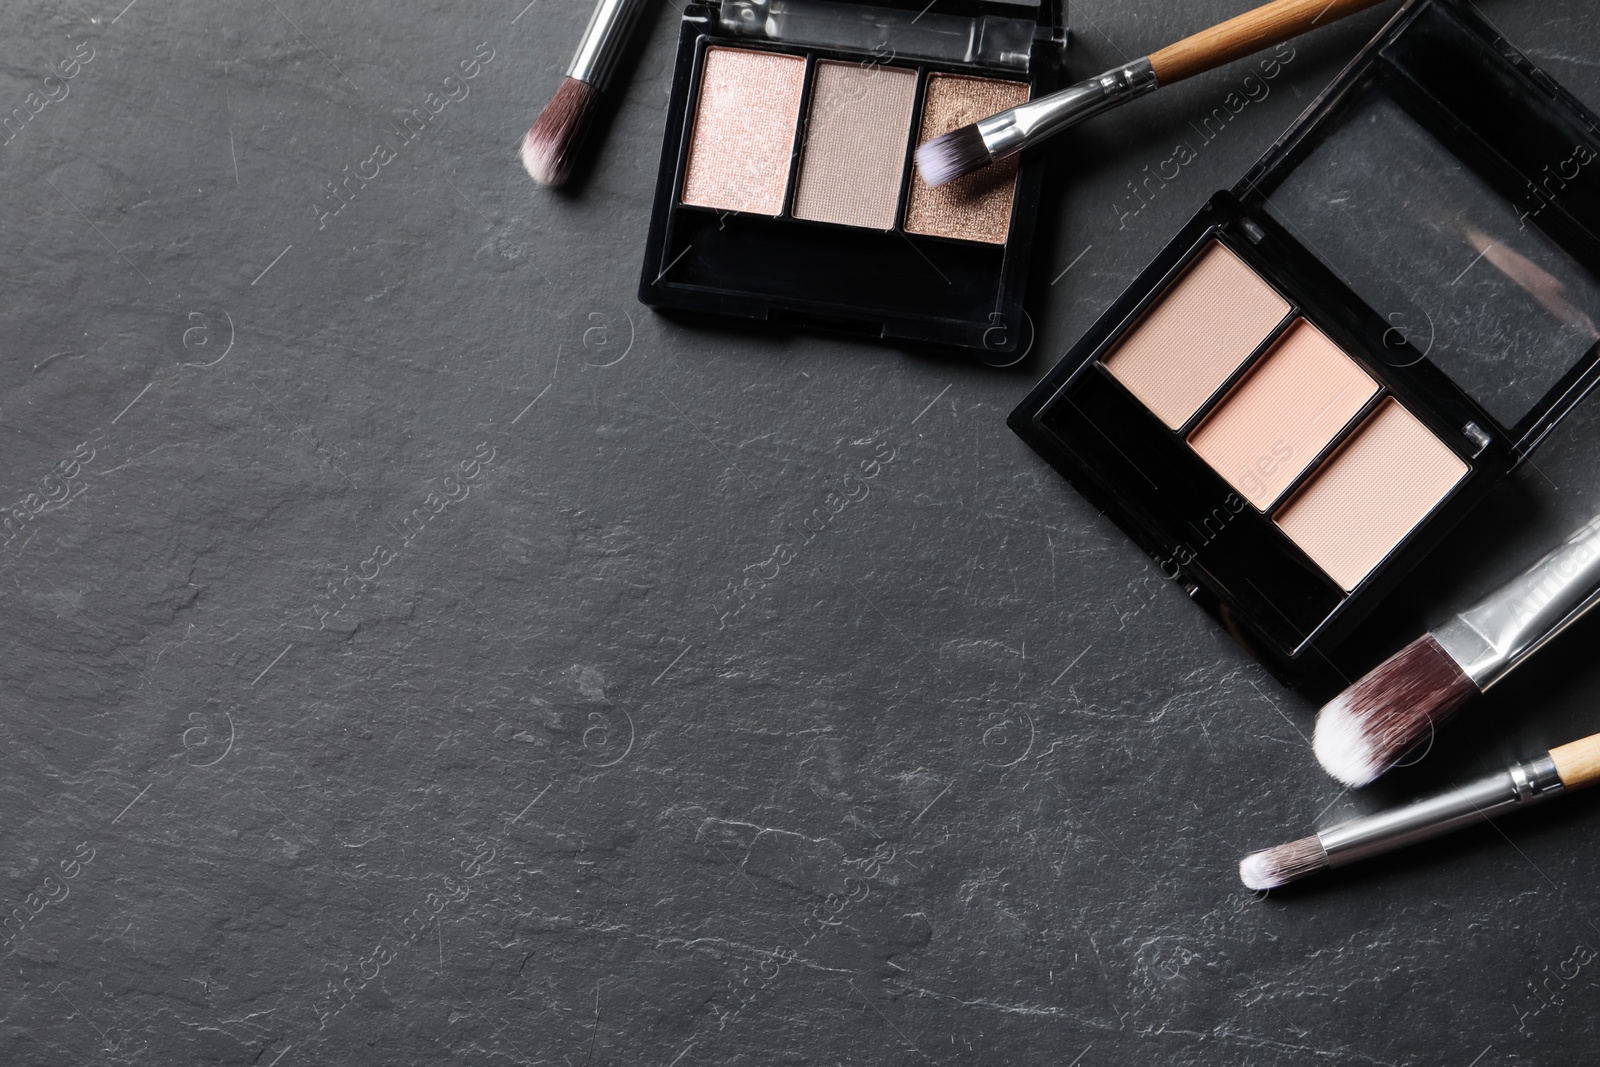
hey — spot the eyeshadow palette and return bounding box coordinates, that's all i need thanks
[1090,238,1469,594]
[1011,0,1600,679]
[639,0,1067,356]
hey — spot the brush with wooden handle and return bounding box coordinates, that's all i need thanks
[916,0,1391,187]
[1239,730,1600,890]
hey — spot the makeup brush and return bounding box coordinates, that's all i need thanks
[1240,728,1600,890]
[915,0,1390,188]
[521,0,653,187]
[1314,512,1600,787]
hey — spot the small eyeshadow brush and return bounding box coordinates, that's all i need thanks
[1240,728,1600,890]
[916,0,1389,187]
[1315,512,1600,787]
[522,0,653,187]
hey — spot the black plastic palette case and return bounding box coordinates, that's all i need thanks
[638,0,1067,356]
[1011,0,1600,679]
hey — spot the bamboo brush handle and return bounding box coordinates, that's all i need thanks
[1550,734,1600,789]
[1149,0,1391,84]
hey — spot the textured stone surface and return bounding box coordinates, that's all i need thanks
[2,0,1599,1063]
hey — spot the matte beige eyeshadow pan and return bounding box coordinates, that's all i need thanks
[793,62,918,229]
[1187,319,1378,509]
[904,74,1029,244]
[1274,398,1467,591]
[681,48,806,216]
[1101,242,1290,429]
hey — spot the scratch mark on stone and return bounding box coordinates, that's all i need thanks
[512,384,552,424]
[1531,50,1600,69]
[112,783,152,824]
[912,383,951,424]
[33,349,76,372]
[1141,1021,1398,1065]
[1052,643,1093,685]
[252,643,293,686]
[508,782,554,827]
[1248,679,1309,745]
[49,983,115,1049]
[653,643,691,684]
[903,982,1118,1028]
[251,244,292,286]
[1311,784,1352,826]
[581,984,600,1066]
[850,980,937,1065]
[911,779,953,826]
[1260,995,1310,1040]
[112,382,153,424]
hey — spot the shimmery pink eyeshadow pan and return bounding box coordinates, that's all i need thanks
[681,47,806,216]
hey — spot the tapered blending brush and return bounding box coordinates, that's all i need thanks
[915,0,1390,188]
[1314,513,1600,788]
[521,0,653,187]
[1240,729,1600,890]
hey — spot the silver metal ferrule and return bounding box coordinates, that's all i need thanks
[568,0,654,89]
[1319,756,1563,868]
[977,58,1159,162]
[1431,512,1600,691]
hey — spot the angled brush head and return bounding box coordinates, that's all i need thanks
[1313,633,1477,788]
[1239,835,1328,891]
[914,125,992,188]
[521,77,600,188]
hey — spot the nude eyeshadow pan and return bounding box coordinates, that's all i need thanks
[1101,241,1290,429]
[1275,398,1467,590]
[1187,319,1379,510]
[681,47,807,216]
[792,61,918,230]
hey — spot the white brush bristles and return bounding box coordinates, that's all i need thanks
[1312,633,1476,787]
[1239,836,1328,890]
[914,126,991,188]
[521,77,599,187]
[1313,693,1388,788]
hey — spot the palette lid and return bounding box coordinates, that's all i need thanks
[716,0,1065,71]
[1234,0,1600,457]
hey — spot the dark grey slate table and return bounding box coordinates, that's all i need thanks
[3,0,1599,1063]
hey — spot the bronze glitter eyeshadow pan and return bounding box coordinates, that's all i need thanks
[638,0,1067,357]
